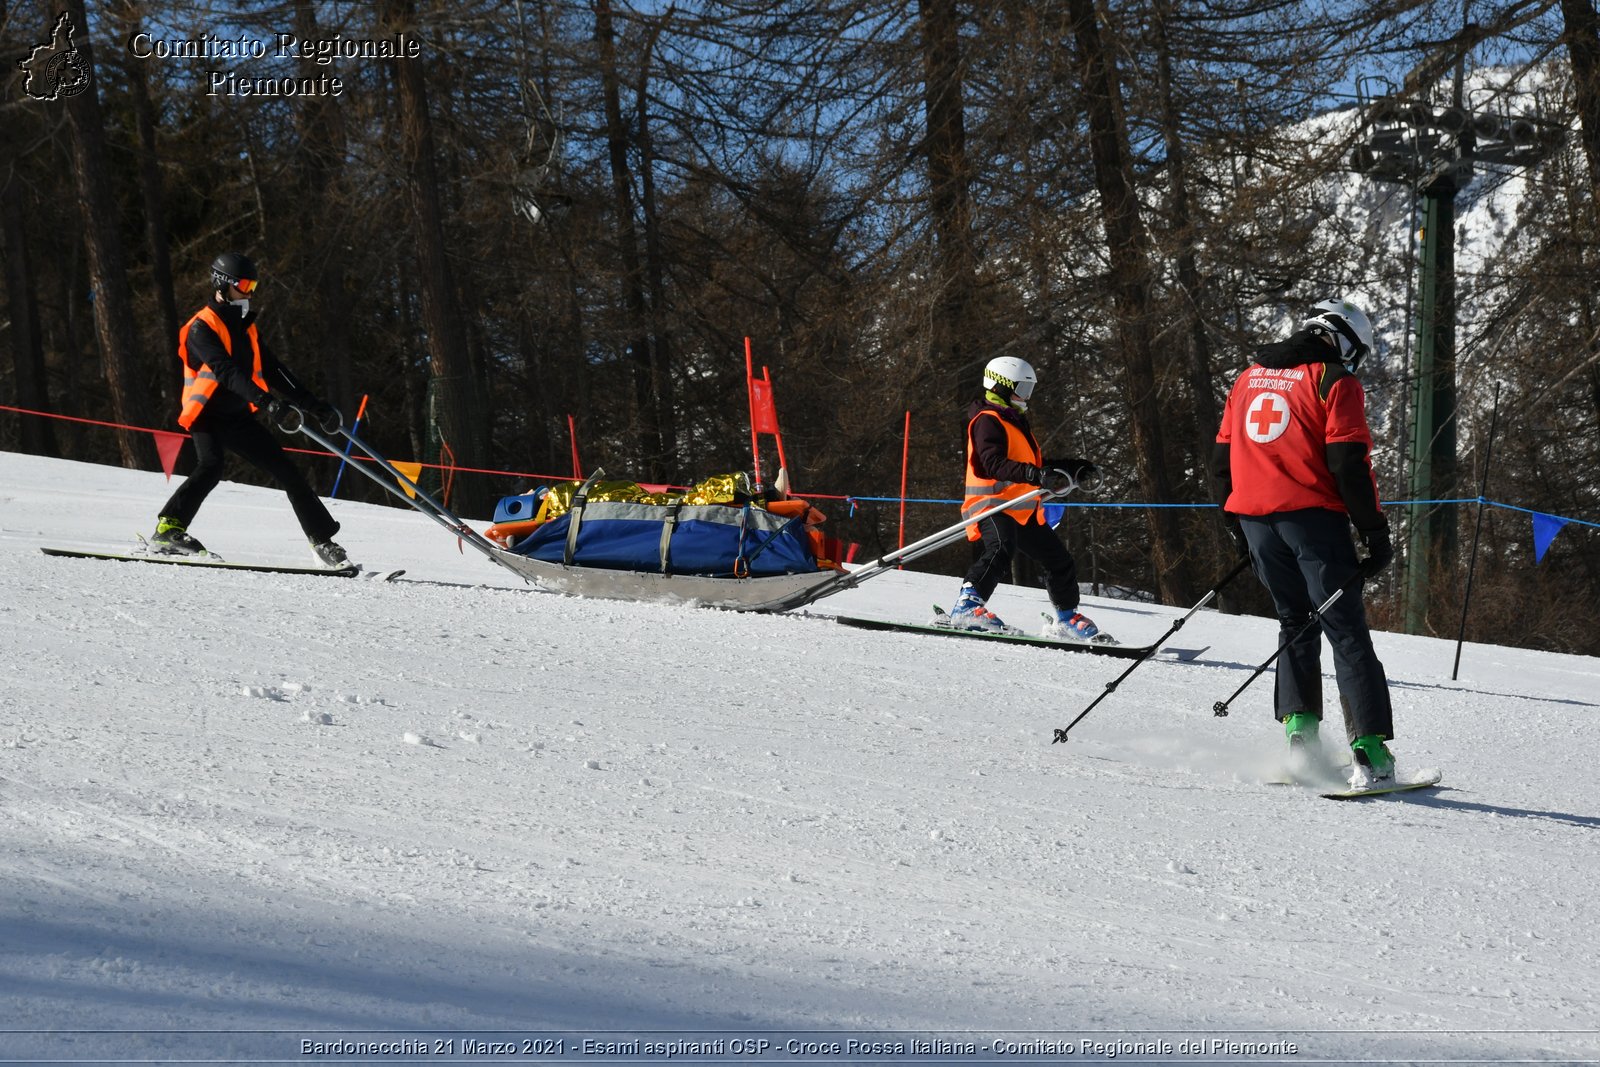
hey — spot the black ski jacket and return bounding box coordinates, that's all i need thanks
[182,294,318,423]
[965,398,1097,486]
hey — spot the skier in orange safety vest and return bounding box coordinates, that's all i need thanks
[150,252,352,568]
[944,356,1109,643]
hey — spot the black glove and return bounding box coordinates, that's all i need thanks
[1356,526,1393,580]
[1018,464,1045,487]
[1023,464,1074,493]
[259,395,303,433]
[308,399,343,434]
[1041,458,1100,493]
[1046,456,1099,483]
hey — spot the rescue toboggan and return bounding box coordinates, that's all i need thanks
[293,422,1077,613]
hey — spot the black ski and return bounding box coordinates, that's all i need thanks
[42,545,364,578]
[833,613,1159,659]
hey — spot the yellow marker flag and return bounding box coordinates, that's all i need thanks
[392,461,423,500]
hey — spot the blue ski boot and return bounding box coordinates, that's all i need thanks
[944,583,1015,634]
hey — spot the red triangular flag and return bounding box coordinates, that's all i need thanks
[749,377,780,435]
[153,431,186,481]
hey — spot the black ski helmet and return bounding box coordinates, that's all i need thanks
[211,252,258,294]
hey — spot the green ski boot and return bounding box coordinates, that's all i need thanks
[1349,734,1396,788]
[1283,713,1321,778]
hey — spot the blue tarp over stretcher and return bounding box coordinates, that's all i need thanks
[510,501,818,578]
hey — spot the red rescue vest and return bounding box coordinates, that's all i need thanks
[961,409,1044,541]
[177,305,267,429]
[1216,361,1376,517]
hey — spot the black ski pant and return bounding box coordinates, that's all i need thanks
[963,512,1080,615]
[1240,507,1393,743]
[158,413,339,543]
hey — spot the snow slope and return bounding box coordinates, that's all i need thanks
[3,450,1599,1065]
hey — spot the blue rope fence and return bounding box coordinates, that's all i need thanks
[841,494,1597,528]
[838,493,1595,560]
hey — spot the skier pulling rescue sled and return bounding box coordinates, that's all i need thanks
[149,253,354,569]
[942,356,1110,645]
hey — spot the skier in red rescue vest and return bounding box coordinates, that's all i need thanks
[150,253,350,568]
[1212,298,1398,788]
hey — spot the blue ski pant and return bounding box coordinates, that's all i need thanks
[1240,508,1394,742]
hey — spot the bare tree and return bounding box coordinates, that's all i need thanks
[595,0,665,478]
[917,0,980,409]
[381,0,489,513]
[1068,0,1193,604]
[108,3,179,417]
[60,0,151,467]
[1560,0,1600,207]
[2,165,57,457]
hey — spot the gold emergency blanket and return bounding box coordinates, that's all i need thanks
[538,472,757,522]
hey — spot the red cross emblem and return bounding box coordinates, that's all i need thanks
[1245,393,1289,443]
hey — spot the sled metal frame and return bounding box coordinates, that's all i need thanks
[297,422,524,578]
[299,422,1079,613]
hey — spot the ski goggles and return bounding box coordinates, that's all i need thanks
[232,276,258,295]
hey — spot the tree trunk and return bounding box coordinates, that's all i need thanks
[294,0,355,415]
[2,169,58,457]
[595,0,663,479]
[1068,0,1192,604]
[1151,0,1235,586]
[917,0,978,408]
[1561,0,1600,210]
[61,0,151,467]
[383,0,486,514]
[637,15,679,481]
[112,3,179,417]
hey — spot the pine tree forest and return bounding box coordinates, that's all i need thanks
[2,0,1597,654]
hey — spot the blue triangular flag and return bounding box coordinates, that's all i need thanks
[1532,512,1568,563]
[1043,503,1066,528]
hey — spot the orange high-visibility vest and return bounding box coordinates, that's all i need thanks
[177,306,267,429]
[961,409,1044,541]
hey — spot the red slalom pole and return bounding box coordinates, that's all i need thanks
[763,366,789,485]
[567,414,582,479]
[744,338,762,488]
[898,410,911,553]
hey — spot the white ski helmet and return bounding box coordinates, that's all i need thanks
[1302,297,1374,372]
[982,356,1038,410]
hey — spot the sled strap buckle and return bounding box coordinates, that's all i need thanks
[658,504,681,574]
[562,468,605,566]
[732,504,752,578]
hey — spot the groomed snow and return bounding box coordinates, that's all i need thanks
[2,450,1598,1065]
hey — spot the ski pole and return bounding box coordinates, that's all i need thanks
[1211,585,1346,717]
[1052,556,1252,742]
